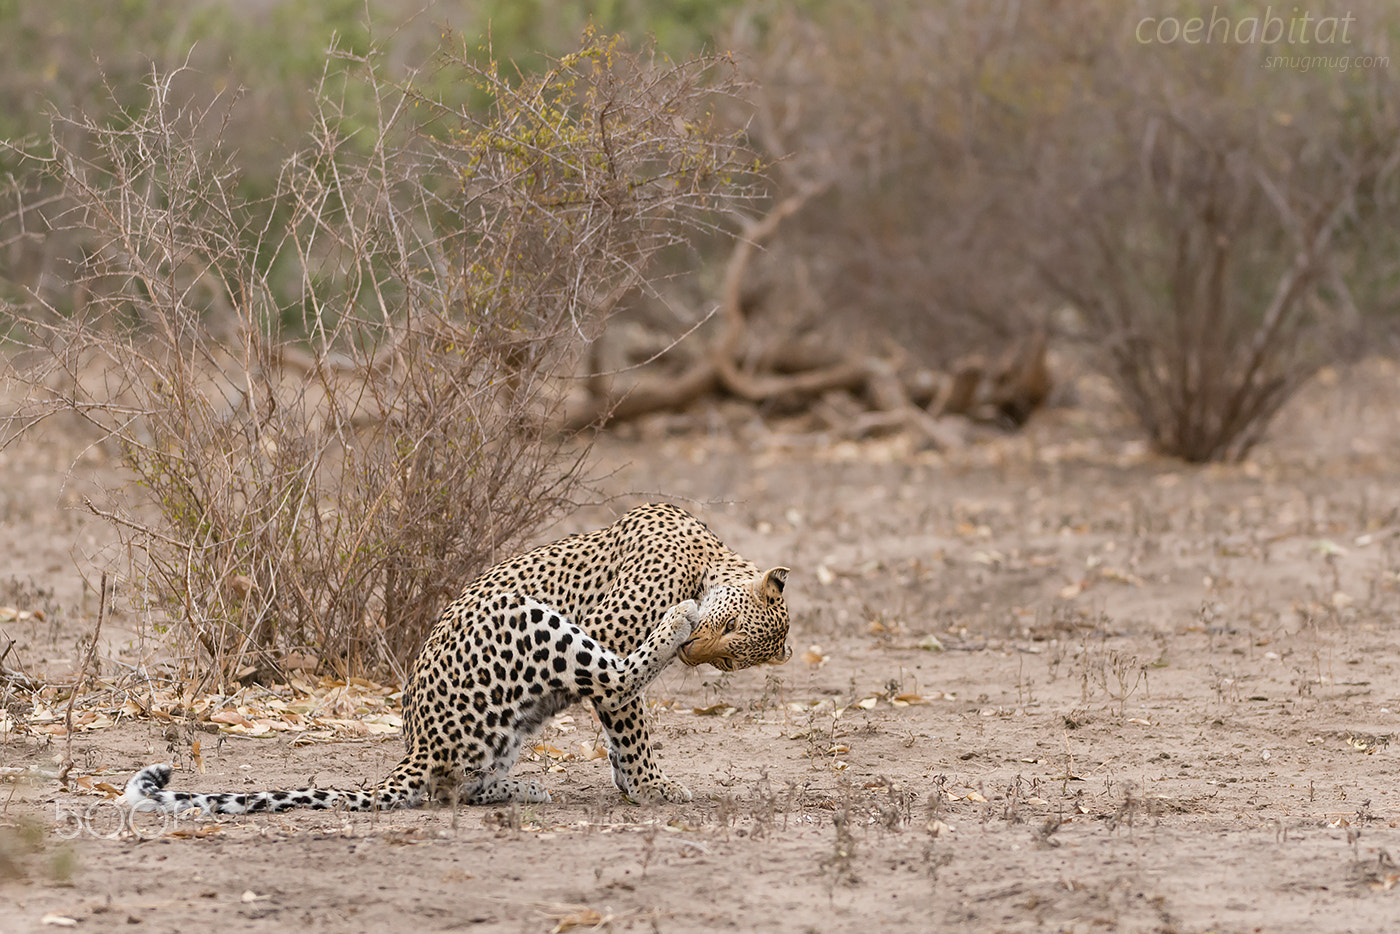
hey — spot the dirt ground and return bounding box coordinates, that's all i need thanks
[3,359,1400,933]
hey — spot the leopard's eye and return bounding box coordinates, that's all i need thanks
[723,617,739,634]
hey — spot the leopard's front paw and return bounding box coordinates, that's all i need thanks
[630,777,693,804]
[662,599,699,642]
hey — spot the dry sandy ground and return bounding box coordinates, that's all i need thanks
[3,360,1400,933]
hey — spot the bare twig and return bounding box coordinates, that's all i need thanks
[60,571,106,789]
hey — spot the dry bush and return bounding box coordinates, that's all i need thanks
[1019,3,1400,461]
[2,32,755,685]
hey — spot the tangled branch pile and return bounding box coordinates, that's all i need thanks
[567,181,1051,443]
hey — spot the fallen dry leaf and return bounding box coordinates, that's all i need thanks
[1345,735,1377,754]
[168,824,223,839]
[1099,566,1145,586]
[222,721,272,737]
[692,703,738,718]
[360,713,402,733]
[534,743,576,761]
[40,913,79,927]
[551,908,605,933]
[917,634,945,652]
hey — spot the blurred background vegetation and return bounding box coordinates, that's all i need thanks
[6,0,1396,445]
[1,0,1398,676]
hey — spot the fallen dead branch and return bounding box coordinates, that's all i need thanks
[567,186,1051,441]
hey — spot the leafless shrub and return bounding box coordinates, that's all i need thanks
[2,32,755,684]
[1019,5,1400,461]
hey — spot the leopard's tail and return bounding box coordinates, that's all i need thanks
[120,761,425,815]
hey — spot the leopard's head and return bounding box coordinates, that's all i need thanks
[677,567,792,671]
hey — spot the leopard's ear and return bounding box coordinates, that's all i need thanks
[754,567,790,602]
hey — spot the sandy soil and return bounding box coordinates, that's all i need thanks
[3,360,1400,933]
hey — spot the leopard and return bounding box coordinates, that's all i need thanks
[122,503,792,815]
